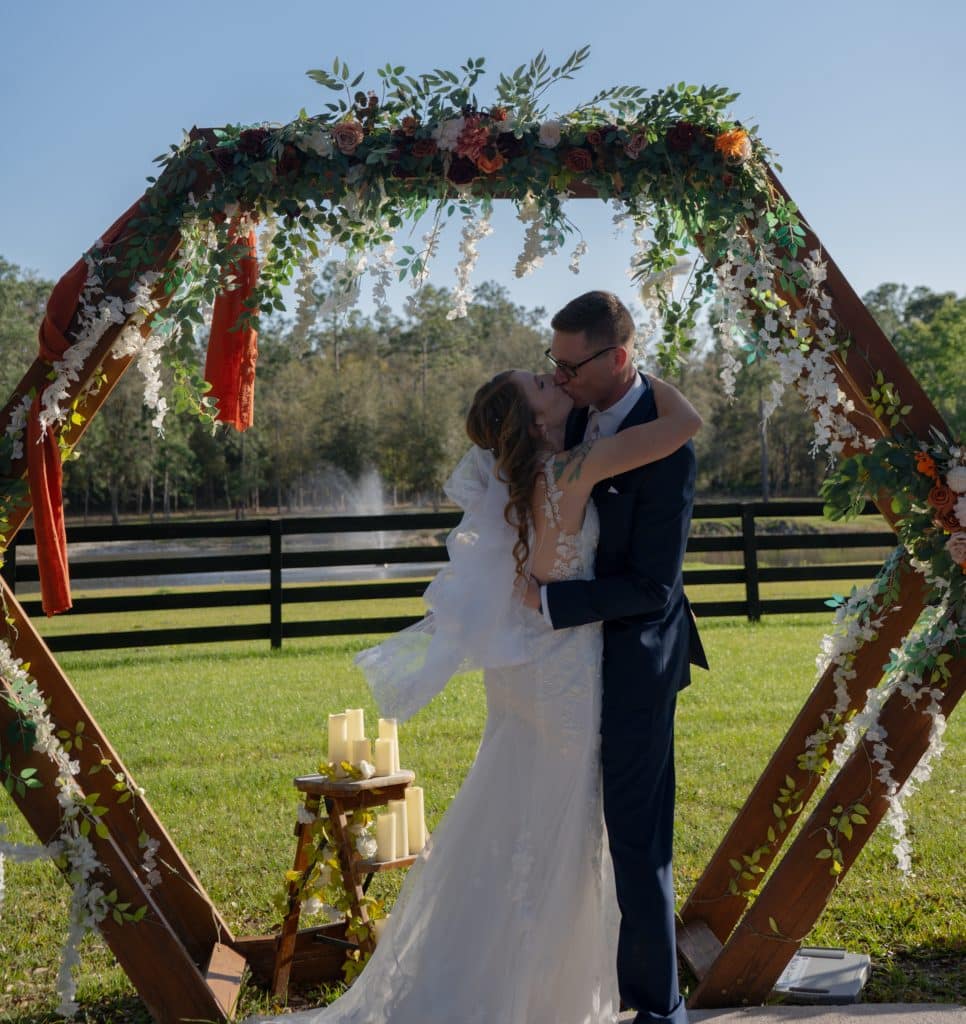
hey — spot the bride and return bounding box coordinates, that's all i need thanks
[258,369,701,1024]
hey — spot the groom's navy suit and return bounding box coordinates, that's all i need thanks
[545,374,706,1024]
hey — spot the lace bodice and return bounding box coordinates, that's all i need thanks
[531,452,599,583]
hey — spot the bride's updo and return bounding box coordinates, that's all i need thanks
[466,371,545,580]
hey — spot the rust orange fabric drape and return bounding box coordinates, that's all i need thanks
[29,197,144,616]
[204,226,259,431]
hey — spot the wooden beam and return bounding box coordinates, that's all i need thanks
[0,688,232,1024]
[0,578,234,963]
[688,659,964,1008]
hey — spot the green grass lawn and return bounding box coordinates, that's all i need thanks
[0,614,962,1021]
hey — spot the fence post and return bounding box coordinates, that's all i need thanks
[270,519,282,649]
[0,538,15,594]
[741,505,760,622]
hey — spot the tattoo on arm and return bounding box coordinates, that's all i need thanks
[552,440,593,485]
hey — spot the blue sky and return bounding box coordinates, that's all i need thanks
[2,0,964,324]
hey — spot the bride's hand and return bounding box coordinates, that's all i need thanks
[522,576,542,610]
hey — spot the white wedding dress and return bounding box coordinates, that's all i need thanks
[259,449,620,1024]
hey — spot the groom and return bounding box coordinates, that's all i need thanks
[528,291,707,1024]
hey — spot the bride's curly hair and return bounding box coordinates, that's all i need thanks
[465,371,544,579]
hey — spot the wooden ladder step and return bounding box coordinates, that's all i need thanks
[676,918,722,981]
[205,942,247,1019]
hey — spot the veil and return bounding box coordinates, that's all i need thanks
[355,445,531,721]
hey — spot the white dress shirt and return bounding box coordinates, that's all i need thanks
[540,373,646,626]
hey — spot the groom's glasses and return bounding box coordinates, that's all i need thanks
[544,346,618,379]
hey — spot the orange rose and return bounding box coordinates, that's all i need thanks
[476,150,505,174]
[915,451,938,479]
[935,509,960,533]
[928,483,956,513]
[401,116,419,136]
[714,128,752,163]
[331,120,365,154]
[489,106,508,122]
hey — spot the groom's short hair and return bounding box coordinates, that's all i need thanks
[551,291,635,351]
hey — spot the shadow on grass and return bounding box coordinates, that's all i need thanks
[0,992,153,1024]
[865,939,966,1003]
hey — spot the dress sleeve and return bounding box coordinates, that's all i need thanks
[356,446,531,721]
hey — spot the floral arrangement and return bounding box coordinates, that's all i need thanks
[822,431,966,610]
[0,48,871,476]
[0,641,150,1015]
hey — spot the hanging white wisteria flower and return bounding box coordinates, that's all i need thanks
[447,201,493,319]
[568,239,588,275]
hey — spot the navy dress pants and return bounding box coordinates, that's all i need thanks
[601,653,687,1024]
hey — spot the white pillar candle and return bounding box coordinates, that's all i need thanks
[374,737,395,777]
[374,813,397,862]
[372,916,389,945]
[378,718,401,772]
[351,738,372,768]
[345,708,366,744]
[327,713,348,766]
[404,786,427,854]
[388,799,409,858]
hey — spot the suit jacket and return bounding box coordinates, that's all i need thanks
[545,374,708,694]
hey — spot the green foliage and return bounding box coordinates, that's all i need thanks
[821,434,964,611]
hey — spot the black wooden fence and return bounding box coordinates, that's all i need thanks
[0,501,893,652]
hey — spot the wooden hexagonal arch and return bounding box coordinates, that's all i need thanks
[0,127,962,1023]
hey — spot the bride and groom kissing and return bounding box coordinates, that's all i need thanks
[260,290,708,1024]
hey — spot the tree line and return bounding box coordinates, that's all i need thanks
[0,256,962,522]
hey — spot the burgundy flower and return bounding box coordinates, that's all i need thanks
[666,121,700,153]
[446,155,478,185]
[211,146,235,173]
[275,144,301,178]
[585,130,603,147]
[564,147,594,173]
[497,133,526,159]
[237,127,269,157]
[412,138,438,158]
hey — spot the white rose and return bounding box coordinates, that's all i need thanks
[538,120,562,148]
[300,128,333,158]
[733,134,753,163]
[432,117,465,152]
[945,531,966,565]
[355,834,378,859]
[945,464,966,493]
[302,896,323,916]
[955,495,966,527]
